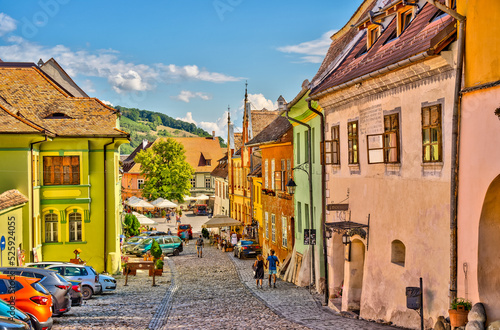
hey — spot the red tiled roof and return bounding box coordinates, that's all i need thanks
[311,3,456,96]
[0,189,28,211]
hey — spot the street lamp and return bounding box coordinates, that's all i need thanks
[342,232,351,245]
[286,178,297,195]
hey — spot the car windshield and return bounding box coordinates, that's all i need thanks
[126,237,142,243]
[141,238,153,245]
[179,225,190,230]
[241,240,257,245]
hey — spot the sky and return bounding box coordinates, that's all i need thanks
[0,0,363,140]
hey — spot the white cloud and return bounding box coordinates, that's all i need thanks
[0,13,17,37]
[277,30,336,63]
[246,93,277,110]
[80,79,96,93]
[101,100,114,107]
[173,90,212,103]
[176,112,197,125]
[0,36,242,94]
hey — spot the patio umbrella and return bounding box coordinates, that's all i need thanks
[196,194,210,200]
[126,196,141,206]
[150,198,165,206]
[132,212,158,225]
[129,199,154,208]
[155,199,178,208]
[202,215,242,228]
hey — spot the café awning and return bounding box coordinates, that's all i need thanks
[202,215,242,228]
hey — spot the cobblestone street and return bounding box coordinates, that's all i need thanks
[52,239,400,329]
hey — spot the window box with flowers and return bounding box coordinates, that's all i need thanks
[262,188,276,196]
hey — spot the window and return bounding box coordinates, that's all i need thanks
[205,177,211,188]
[297,202,302,233]
[367,113,400,164]
[348,121,359,164]
[265,212,269,239]
[264,160,269,189]
[44,213,58,243]
[422,105,442,162]
[399,9,413,35]
[43,156,80,185]
[274,171,282,192]
[391,240,406,266]
[68,212,82,242]
[271,214,276,242]
[138,179,145,189]
[271,159,275,190]
[297,132,301,164]
[304,204,310,230]
[282,216,288,248]
[206,159,211,166]
[190,178,196,188]
[325,125,340,165]
[65,267,87,276]
[368,26,380,48]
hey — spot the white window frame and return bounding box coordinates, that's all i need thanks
[282,216,288,248]
[265,212,269,239]
[271,214,276,242]
[44,213,58,243]
[68,212,82,242]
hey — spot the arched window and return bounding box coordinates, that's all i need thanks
[391,240,406,266]
[44,213,58,243]
[68,212,82,242]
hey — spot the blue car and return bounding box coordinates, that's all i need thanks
[0,300,32,329]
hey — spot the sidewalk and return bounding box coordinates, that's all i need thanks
[229,252,398,330]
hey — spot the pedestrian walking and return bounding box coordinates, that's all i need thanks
[253,254,264,288]
[196,235,204,258]
[181,230,189,245]
[265,249,279,288]
[166,228,172,235]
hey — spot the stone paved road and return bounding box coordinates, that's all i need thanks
[229,251,400,330]
[162,243,306,329]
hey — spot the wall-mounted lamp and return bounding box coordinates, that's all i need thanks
[325,228,333,240]
[286,178,297,195]
[342,232,351,245]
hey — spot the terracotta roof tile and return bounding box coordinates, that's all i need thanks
[211,154,228,178]
[246,115,292,147]
[0,189,28,211]
[0,66,127,138]
[312,3,455,96]
[250,110,280,137]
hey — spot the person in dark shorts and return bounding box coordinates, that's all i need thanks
[253,254,264,288]
[196,235,204,258]
[265,249,279,288]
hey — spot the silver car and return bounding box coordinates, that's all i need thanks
[97,274,116,293]
[45,265,101,300]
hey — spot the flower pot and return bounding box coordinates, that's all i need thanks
[449,308,468,328]
[149,269,163,276]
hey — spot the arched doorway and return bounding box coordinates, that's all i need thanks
[478,174,500,321]
[344,239,365,313]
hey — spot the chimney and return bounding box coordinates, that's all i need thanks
[212,131,216,140]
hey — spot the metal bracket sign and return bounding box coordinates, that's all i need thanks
[304,229,316,245]
[326,204,349,211]
[0,236,4,267]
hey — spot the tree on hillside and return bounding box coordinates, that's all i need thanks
[135,138,194,202]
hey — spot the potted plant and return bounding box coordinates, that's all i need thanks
[149,240,163,285]
[449,298,472,328]
[150,259,163,276]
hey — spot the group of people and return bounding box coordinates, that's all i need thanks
[165,210,181,224]
[253,249,279,289]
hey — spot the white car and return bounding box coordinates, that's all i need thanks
[97,274,117,293]
[45,264,101,300]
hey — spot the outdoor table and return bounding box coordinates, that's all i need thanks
[124,261,154,286]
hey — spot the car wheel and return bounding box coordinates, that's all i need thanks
[173,249,180,256]
[82,286,93,300]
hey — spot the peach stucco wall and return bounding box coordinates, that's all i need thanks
[457,85,500,321]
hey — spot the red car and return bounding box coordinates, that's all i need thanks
[177,224,193,239]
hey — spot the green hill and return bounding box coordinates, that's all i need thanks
[116,105,226,155]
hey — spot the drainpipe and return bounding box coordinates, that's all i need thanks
[308,100,329,306]
[103,138,115,272]
[427,0,466,305]
[30,135,48,260]
[285,109,315,291]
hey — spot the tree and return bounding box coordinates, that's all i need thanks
[123,214,140,237]
[135,138,194,202]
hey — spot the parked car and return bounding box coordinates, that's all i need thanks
[96,274,116,294]
[0,274,53,330]
[0,267,71,317]
[233,239,262,259]
[44,265,100,300]
[0,316,30,330]
[0,300,32,329]
[122,236,148,254]
[177,224,193,239]
[24,263,64,269]
[132,236,183,257]
[193,204,207,216]
[67,280,82,307]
